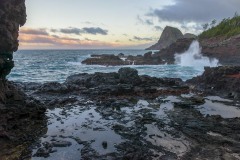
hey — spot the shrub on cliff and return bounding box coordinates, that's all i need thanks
[199,14,240,39]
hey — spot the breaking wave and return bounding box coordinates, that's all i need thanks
[175,41,219,70]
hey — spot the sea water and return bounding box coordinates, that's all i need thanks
[8,42,219,83]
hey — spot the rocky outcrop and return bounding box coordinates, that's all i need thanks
[82,54,125,65]
[0,0,26,103]
[184,33,197,39]
[187,66,240,99]
[0,1,47,159]
[200,34,240,65]
[0,82,47,159]
[153,38,195,64]
[18,67,240,159]
[0,0,26,80]
[27,68,188,106]
[146,26,184,50]
[82,52,164,66]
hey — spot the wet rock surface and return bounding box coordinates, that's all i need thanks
[10,67,240,160]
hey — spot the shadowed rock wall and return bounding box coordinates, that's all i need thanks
[0,0,26,102]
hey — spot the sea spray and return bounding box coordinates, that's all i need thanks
[174,41,219,70]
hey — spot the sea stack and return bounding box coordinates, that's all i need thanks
[146,26,183,50]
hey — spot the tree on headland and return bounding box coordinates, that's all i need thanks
[202,23,209,31]
[199,13,240,39]
[210,19,217,27]
[234,11,239,17]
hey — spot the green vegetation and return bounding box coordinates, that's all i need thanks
[199,13,240,39]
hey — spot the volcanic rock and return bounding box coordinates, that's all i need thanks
[184,33,197,39]
[82,51,164,66]
[0,1,47,159]
[187,66,240,99]
[118,67,141,85]
[200,34,240,65]
[0,0,26,80]
[152,38,195,64]
[146,26,184,50]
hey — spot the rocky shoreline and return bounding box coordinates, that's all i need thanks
[1,1,240,159]
[1,66,239,159]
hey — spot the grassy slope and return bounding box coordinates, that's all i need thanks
[199,15,240,39]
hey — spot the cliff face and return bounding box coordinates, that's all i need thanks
[200,34,240,65]
[0,0,26,80]
[147,26,184,50]
[0,1,47,159]
[0,0,26,102]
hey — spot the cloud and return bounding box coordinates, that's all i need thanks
[82,27,108,35]
[52,27,108,35]
[154,26,163,31]
[19,31,119,49]
[20,28,49,36]
[59,28,82,35]
[137,15,154,25]
[148,0,240,23]
[20,36,56,44]
[133,36,154,41]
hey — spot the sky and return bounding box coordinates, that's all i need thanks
[19,0,240,49]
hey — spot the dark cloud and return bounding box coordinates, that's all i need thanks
[50,29,58,33]
[148,0,240,23]
[60,28,82,35]
[82,27,108,35]
[133,36,154,41]
[137,15,154,25]
[20,28,49,35]
[54,27,108,35]
[154,26,163,31]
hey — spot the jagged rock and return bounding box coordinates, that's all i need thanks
[200,34,240,65]
[118,67,141,85]
[152,38,195,64]
[82,54,124,66]
[187,66,240,99]
[146,26,184,50]
[0,0,26,79]
[82,51,163,66]
[0,1,47,159]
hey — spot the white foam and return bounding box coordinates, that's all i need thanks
[175,41,219,71]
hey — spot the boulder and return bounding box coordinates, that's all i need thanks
[118,67,141,85]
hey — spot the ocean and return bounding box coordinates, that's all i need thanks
[8,45,217,83]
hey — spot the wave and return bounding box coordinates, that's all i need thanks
[174,41,219,71]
